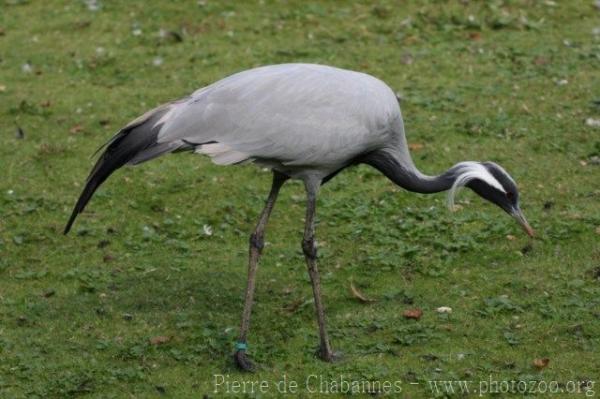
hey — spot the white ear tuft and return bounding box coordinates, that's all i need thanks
[447,162,505,211]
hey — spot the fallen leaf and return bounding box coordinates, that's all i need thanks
[74,20,91,30]
[284,297,305,313]
[409,143,424,151]
[506,234,516,241]
[595,226,600,235]
[350,281,375,303]
[70,124,83,134]
[436,306,452,314]
[282,286,294,295]
[533,358,550,370]
[0,84,6,92]
[404,35,419,44]
[149,335,171,345]
[468,32,481,40]
[403,308,423,320]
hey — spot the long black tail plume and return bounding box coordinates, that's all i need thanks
[64,106,177,234]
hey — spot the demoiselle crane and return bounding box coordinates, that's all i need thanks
[65,63,534,370]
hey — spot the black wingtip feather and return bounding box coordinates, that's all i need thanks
[64,153,116,234]
[64,178,101,234]
[64,107,170,234]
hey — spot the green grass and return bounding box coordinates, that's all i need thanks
[1,0,599,397]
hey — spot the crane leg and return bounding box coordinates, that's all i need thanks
[302,177,337,362]
[234,171,287,371]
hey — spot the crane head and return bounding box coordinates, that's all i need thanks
[448,161,534,237]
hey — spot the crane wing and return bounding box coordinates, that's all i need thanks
[156,64,398,167]
[65,64,401,234]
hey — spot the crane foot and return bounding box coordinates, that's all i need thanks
[234,350,256,372]
[316,347,343,363]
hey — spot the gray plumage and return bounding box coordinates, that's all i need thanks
[155,64,399,172]
[65,63,533,369]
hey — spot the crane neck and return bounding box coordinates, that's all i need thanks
[362,147,460,194]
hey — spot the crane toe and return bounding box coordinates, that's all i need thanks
[233,350,256,372]
[316,347,344,363]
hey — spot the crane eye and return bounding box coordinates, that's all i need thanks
[506,191,514,200]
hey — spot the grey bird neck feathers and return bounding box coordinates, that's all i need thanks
[362,148,457,194]
[362,146,514,210]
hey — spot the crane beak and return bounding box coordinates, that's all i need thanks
[511,207,534,238]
